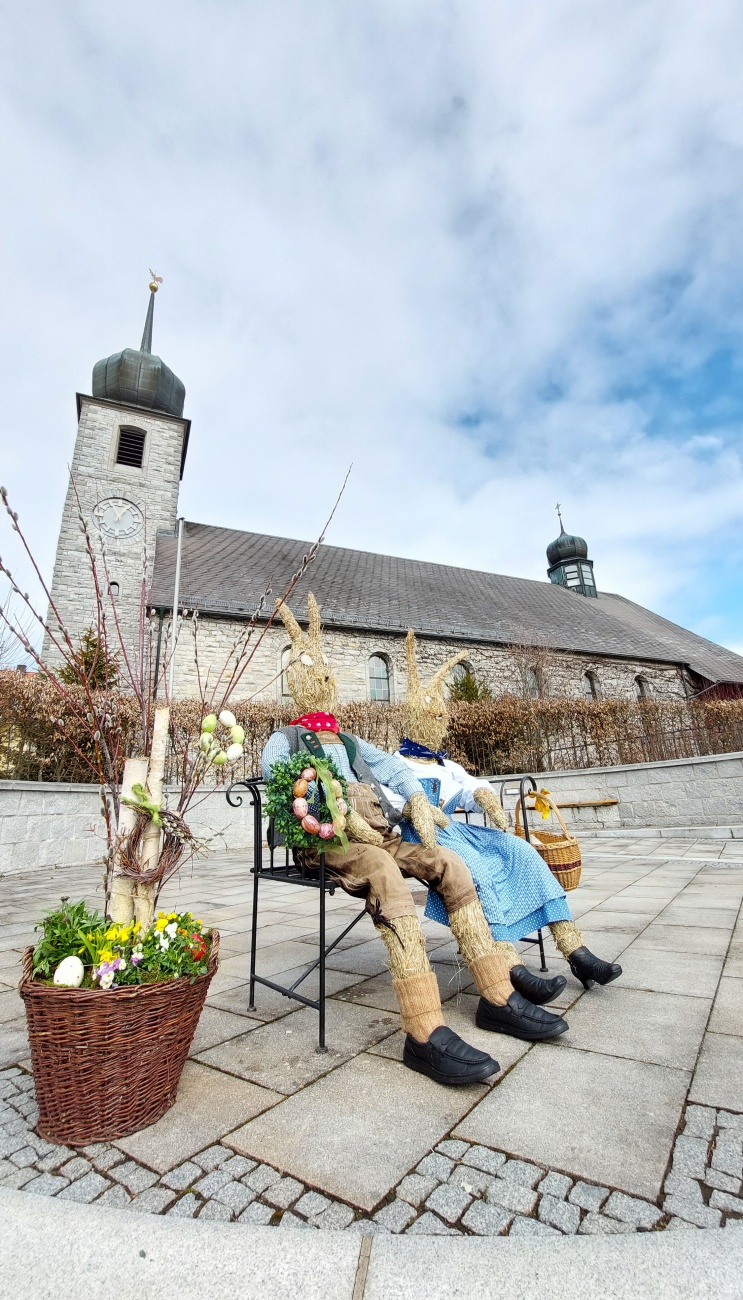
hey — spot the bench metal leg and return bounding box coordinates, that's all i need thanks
[248,864,260,1011]
[318,853,327,1053]
[537,927,548,972]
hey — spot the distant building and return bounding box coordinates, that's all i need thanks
[46,286,743,704]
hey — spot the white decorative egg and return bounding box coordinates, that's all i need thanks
[53,955,85,987]
[219,709,237,728]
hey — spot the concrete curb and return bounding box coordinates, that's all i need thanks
[2,1188,742,1300]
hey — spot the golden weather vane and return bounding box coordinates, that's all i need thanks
[148,269,163,292]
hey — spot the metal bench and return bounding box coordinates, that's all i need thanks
[225,777,367,1053]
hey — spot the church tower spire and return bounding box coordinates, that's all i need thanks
[546,506,597,597]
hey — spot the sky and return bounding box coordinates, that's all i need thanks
[1,1,743,653]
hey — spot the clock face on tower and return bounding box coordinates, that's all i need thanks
[92,498,144,541]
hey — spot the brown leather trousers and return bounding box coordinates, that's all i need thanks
[325,783,477,925]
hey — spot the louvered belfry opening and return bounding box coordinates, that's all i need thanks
[116,426,146,468]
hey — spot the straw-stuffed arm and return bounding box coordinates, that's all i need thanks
[345,808,384,846]
[403,791,439,850]
[473,786,508,831]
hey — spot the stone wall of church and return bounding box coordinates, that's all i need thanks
[169,613,687,703]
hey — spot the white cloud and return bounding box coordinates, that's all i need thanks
[1,0,743,647]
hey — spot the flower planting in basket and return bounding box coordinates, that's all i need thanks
[514,788,582,891]
[0,474,349,1145]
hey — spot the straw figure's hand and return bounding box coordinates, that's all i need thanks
[407,791,438,850]
[431,805,450,829]
[345,809,384,846]
[473,787,508,831]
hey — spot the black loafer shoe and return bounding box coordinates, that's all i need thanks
[476,990,568,1041]
[569,946,622,990]
[510,964,567,1006]
[403,1026,499,1086]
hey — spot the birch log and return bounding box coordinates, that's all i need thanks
[133,706,170,931]
[109,755,149,924]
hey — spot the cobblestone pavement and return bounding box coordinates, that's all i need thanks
[1,836,742,1236]
[1,1068,742,1235]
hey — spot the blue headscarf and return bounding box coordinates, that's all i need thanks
[399,736,448,765]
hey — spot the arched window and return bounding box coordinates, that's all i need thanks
[108,581,120,599]
[582,671,598,700]
[525,666,540,699]
[368,654,391,702]
[280,646,293,698]
[116,426,146,469]
[635,675,649,700]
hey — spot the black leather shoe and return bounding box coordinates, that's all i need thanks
[403,1026,499,1086]
[510,964,567,1006]
[476,990,568,1041]
[568,946,622,990]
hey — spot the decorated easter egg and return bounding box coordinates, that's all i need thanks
[213,751,228,766]
[300,767,316,782]
[53,955,85,988]
[331,780,343,796]
[225,743,244,762]
[301,815,320,834]
[293,779,308,797]
[334,815,346,833]
[219,710,237,728]
[293,797,309,818]
[319,822,335,839]
[230,725,246,744]
[336,798,348,816]
[201,714,217,733]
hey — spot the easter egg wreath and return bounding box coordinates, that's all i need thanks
[265,752,350,852]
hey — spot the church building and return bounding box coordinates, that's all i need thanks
[45,285,743,705]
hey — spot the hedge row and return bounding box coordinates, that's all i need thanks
[1,671,742,783]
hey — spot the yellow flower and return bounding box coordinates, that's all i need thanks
[155,917,167,932]
[133,921,141,934]
[167,912,177,921]
[99,948,113,963]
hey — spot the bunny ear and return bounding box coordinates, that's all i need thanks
[405,629,420,691]
[430,649,470,690]
[275,599,303,647]
[307,593,322,645]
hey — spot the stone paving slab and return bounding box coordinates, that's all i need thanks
[195,1000,400,1095]
[631,923,733,957]
[454,1044,690,1201]
[615,941,727,998]
[363,1225,743,1300]
[325,939,390,978]
[115,1063,283,1172]
[227,1052,488,1212]
[553,986,711,1071]
[207,965,366,1021]
[0,1019,29,1070]
[690,1034,743,1113]
[708,978,743,1037]
[190,1007,261,1055]
[0,1188,363,1300]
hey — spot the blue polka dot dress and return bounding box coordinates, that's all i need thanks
[397,767,571,942]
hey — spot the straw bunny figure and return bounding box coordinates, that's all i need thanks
[400,632,508,832]
[384,631,622,1000]
[262,594,568,1086]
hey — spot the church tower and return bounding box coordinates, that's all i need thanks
[44,277,190,666]
[546,509,597,597]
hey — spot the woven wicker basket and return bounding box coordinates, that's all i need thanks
[514,797,582,891]
[19,930,219,1146]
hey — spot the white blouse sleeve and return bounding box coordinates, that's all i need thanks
[445,760,493,813]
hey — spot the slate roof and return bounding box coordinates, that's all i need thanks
[149,522,743,686]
